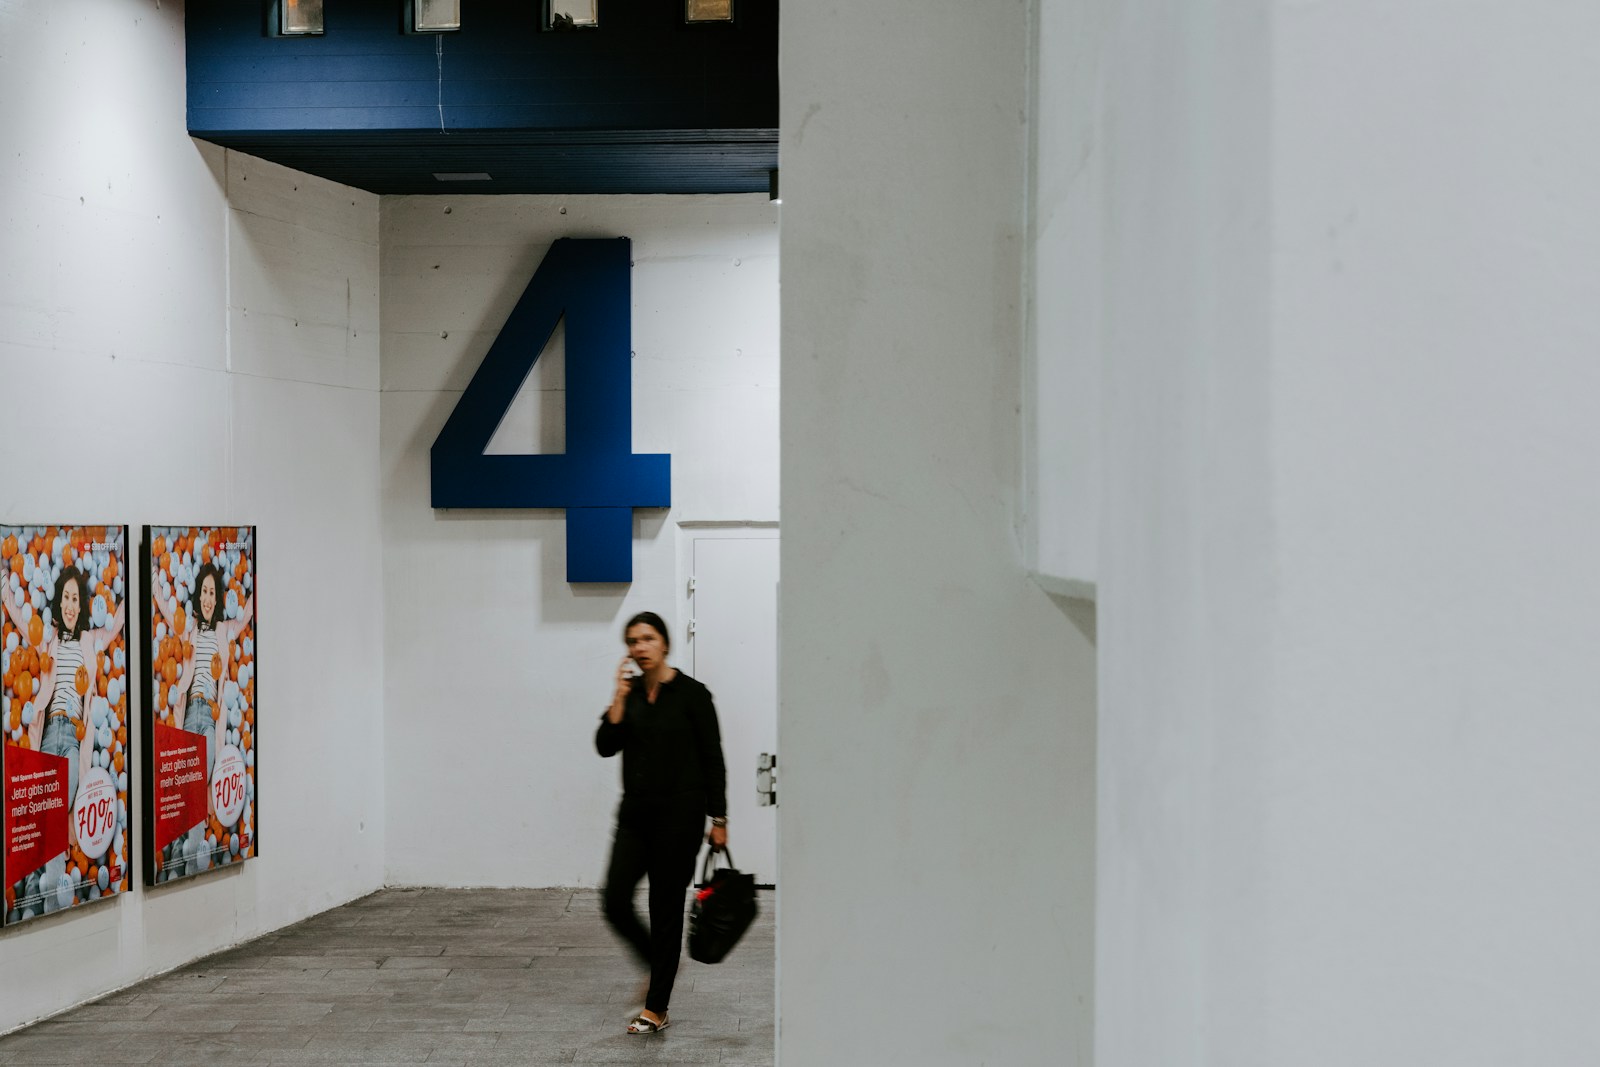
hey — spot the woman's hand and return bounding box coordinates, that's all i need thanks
[708,824,728,851]
[615,656,637,700]
[607,656,634,723]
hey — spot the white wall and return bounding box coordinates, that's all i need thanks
[379,195,778,887]
[1083,1,1600,1064]
[1264,2,1600,1062]
[777,2,1099,1064]
[1025,0,1111,599]
[1073,1,1276,1063]
[0,1,385,1032]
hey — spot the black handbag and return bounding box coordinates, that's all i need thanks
[688,846,758,964]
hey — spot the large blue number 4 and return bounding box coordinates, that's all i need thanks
[430,238,670,583]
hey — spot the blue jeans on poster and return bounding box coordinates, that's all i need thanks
[183,695,217,777]
[40,713,79,808]
[38,715,79,907]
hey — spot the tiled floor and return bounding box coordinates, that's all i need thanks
[0,887,775,1065]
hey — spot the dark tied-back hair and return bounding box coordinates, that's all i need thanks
[51,565,91,641]
[191,562,225,631]
[623,611,670,651]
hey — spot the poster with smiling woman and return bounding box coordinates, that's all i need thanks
[1,525,131,926]
[141,526,257,885]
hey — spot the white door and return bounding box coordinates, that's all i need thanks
[689,533,779,885]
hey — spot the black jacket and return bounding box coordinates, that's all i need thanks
[596,671,728,819]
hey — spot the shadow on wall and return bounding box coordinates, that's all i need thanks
[1049,592,1097,648]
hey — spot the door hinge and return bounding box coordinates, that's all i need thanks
[757,752,777,807]
[687,618,697,636]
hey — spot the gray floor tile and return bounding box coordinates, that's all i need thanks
[1,888,774,1066]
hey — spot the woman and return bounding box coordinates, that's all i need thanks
[8,564,125,842]
[157,561,253,786]
[596,611,729,1035]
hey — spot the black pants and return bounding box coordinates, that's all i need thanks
[602,803,705,1015]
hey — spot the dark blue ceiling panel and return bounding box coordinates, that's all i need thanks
[207,130,778,194]
[187,0,777,195]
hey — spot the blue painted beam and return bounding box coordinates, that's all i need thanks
[186,0,777,194]
[187,0,774,135]
[196,132,775,194]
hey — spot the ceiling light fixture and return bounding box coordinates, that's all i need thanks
[275,0,324,36]
[685,0,734,24]
[409,0,462,33]
[545,1,599,31]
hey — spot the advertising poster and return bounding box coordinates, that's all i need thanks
[142,526,256,885]
[1,525,130,925]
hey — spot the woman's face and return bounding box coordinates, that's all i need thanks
[624,623,667,672]
[60,580,81,632]
[199,574,218,625]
